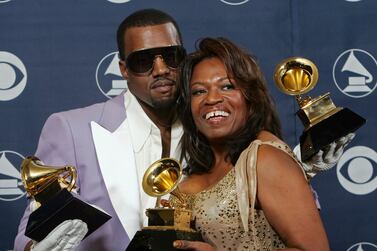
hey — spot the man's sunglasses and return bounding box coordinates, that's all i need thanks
[125,45,186,74]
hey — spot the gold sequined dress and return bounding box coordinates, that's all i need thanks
[171,140,306,251]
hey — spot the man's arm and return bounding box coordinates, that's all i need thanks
[14,113,80,251]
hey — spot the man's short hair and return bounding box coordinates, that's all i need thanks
[117,8,183,60]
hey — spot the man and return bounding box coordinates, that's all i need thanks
[15,9,185,251]
[14,8,353,251]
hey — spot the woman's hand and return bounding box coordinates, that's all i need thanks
[159,199,171,207]
[173,240,216,251]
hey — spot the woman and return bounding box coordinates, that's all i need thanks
[171,37,330,250]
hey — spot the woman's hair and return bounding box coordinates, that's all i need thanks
[178,37,282,175]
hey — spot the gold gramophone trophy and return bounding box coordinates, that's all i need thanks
[274,57,366,161]
[126,158,202,251]
[21,156,111,242]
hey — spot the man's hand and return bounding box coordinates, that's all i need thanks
[295,133,355,173]
[173,240,216,251]
[31,219,88,251]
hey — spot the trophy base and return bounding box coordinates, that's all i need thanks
[126,229,203,251]
[300,107,366,161]
[25,188,111,242]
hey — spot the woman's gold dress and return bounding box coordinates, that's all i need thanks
[171,140,307,250]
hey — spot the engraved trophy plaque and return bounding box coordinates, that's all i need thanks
[126,158,202,251]
[274,57,366,161]
[21,156,111,242]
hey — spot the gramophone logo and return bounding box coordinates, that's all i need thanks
[347,242,377,251]
[333,49,377,98]
[0,51,27,101]
[220,0,249,5]
[337,146,377,195]
[0,151,26,201]
[95,51,127,99]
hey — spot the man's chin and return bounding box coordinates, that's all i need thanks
[152,97,177,110]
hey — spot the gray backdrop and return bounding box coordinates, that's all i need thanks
[1,0,376,250]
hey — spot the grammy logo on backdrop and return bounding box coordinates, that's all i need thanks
[274,57,366,161]
[126,158,202,251]
[21,156,111,242]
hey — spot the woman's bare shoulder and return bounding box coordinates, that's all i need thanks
[256,148,306,190]
[255,131,300,174]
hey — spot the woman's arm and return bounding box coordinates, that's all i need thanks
[256,144,330,251]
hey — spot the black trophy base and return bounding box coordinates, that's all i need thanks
[25,188,111,242]
[126,229,203,251]
[300,107,366,161]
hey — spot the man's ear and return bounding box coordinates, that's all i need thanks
[119,60,129,80]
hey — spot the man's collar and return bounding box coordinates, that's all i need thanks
[124,91,154,153]
[124,91,183,154]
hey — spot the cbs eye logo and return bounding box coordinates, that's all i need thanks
[0,51,27,101]
[106,0,131,3]
[347,242,377,251]
[337,146,377,195]
[220,0,249,5]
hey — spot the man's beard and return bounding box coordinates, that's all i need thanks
[151,93,178,111]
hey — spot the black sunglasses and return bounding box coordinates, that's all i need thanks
[125,45,186,74]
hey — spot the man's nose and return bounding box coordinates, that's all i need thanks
[151,55,170,76]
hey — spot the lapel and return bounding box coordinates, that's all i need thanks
[90,92,141,239]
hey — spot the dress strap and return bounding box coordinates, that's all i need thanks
[234,140,260,232]
[234,140,306,232]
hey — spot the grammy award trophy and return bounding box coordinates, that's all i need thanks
[274,57,366,161]
[21,156,111,242]
[126,158,202,251]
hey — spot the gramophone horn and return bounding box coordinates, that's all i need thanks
[21,156,77,197]
[274,57,318,96]
[142,158,182,197]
